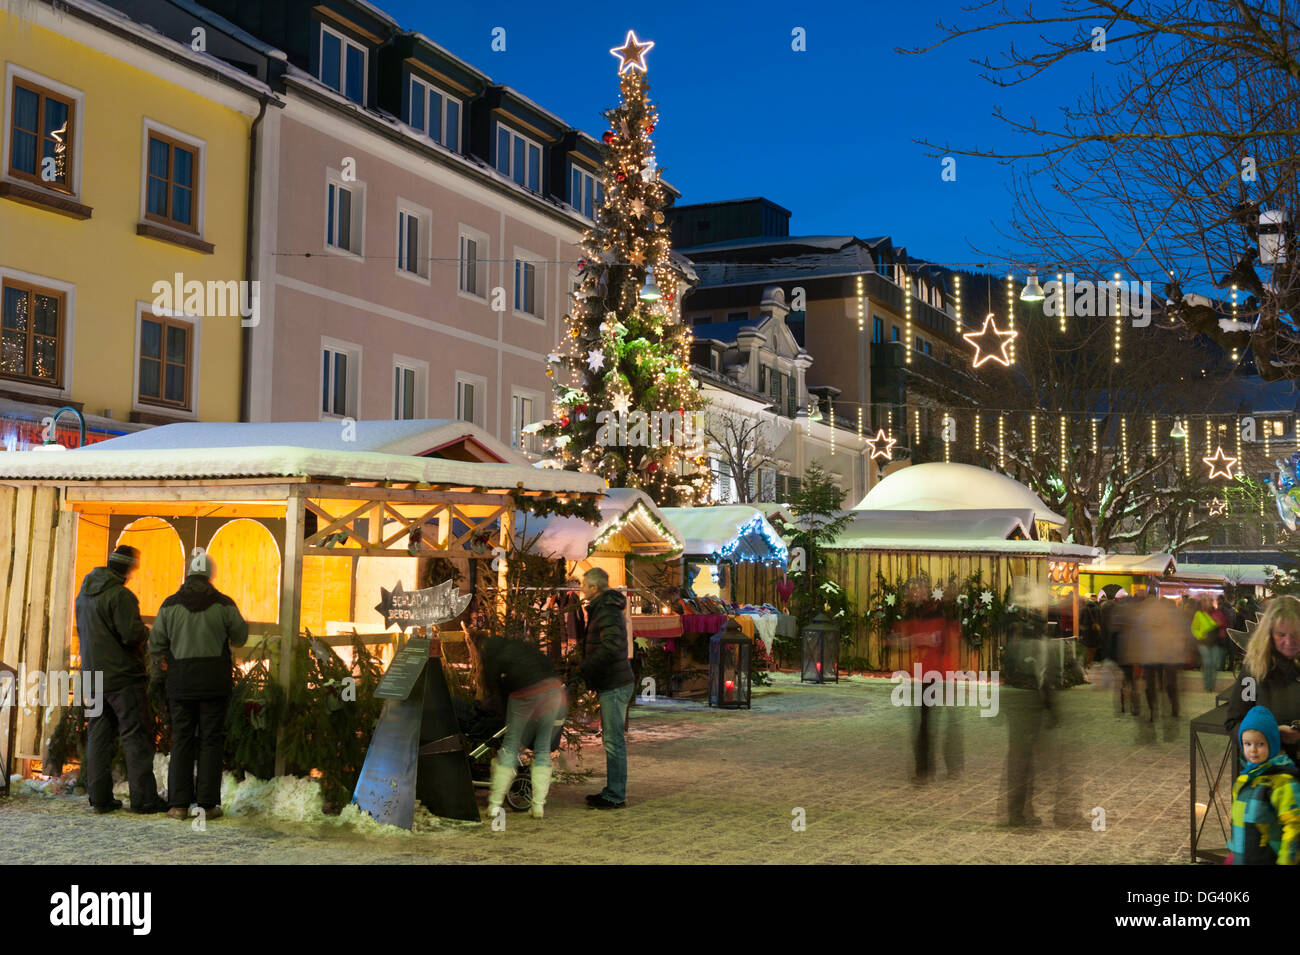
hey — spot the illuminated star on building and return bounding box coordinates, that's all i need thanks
[865,428,897,460]
[963,313,1018,368]
[1203,446,1238,480]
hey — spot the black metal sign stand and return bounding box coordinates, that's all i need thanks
[352,634,479,827]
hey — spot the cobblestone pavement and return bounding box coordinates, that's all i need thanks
[0,671,1218,864]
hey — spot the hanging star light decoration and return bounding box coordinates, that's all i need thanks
[587,348,606,372]
[629,198,647,218]
[931,587,945,601]
[610,29,654,74]
[1203,446,1238,480]
[865,428,897,461]
[963,313,1018,368]
[1209,497,1227,516]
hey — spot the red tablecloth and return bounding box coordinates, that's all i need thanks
[681,613,728,634]
[632,615,684,639]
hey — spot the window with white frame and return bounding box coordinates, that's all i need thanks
[319,23,366,104]
[321,339,360,417]
[325,171,363,254]
[393,357,427,420]
[569,163,603,219]
[455,373,484,426]
[513,253,543,319]
[395,200,431,280]
[511,390,541,454]
[408,75,461,152]
[458,227,488,298]
[495,123,542,192]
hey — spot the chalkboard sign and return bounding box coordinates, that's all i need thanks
[374,637,432,701]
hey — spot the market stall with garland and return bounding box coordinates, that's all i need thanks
[0,419,604,775]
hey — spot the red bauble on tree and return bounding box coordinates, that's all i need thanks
[602,131,615,144]
[560,415,571,428]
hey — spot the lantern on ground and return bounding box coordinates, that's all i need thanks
[708,621,751,709]
[1189,696,1236,863]
[801,612,840,684]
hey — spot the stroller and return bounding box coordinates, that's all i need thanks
[453,697,564,812]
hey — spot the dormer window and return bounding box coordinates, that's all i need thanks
[569,163,603,219]
[409,75,461,152]
[319,24,366,104]
[495,123,541,192]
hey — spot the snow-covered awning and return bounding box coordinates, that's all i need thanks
[1174,563,1276,588]
[825,509,1100,559]
[64,419,520,464]
[1079,553,1176,577]
[659,505,788,565]
[0,442,605,496]
[517,488,683,562]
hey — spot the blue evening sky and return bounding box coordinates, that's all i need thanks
[384,0,1100,271]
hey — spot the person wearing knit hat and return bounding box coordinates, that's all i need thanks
[149,548,248,820]
[1228,705,1300,864]
[75,543,165,814]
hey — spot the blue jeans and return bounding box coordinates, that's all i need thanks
[497,681,567,770]
[1198,644,1225,692]
[598,682,635,803]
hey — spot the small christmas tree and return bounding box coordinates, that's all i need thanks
[541,31,709,506]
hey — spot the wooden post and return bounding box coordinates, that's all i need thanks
[40,505,77,767]
[496,506,512,611]
[275,490,306,776]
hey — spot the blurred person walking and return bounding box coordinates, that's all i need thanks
[477,633,567,819]
[1193,595,1226,693]
[77,545,166,815]
[149,549,248,820]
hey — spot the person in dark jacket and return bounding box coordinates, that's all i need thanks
[477,634,567,819]
[149,549,248,820]
[580,567,634,809]
[76,544,165,814]
[1226,596,1300,764]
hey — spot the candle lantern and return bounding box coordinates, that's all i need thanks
[801,612,840,684]
[708,621,752,709]
[1189,699,1236,863]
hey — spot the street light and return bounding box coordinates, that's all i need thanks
[1020,274,1045,302]
[639,272,662,302]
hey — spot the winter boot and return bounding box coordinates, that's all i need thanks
[486,759,516,819]
[529,764,553,819]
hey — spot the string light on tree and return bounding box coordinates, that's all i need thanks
[1237,416,1244,478]
[974,413,981,460]
[1056,272,1065,333]
[1120,416,1129,473]
[1030,412,1037,452]
[1090,418,1098,454]
[998,414,1006,469]
[1060,415,1068,464]
[913,408,921,453]
[1231,286,1239,363]
[856,274,865,333]
[1112,272,1123,364]
[1150,418,1158,457]
[1005,274,1016,363]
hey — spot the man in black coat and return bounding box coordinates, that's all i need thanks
[580,567,635,809]
[76,545,165,814]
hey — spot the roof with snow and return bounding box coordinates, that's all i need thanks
[854,462,1067,527]
[0,420,606,495]
[1079,554,1177,576]
[1175,563,1277,587]
[77,419,520,463]
[516,488,682,562]
[659,506,788,563]
[825,509,1100,559]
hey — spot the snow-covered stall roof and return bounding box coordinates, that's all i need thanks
[1079,553,1176,576]
[1175,563,1276,587]
[659,506,788,564]
[72,419,522,464]
[0,445,606,495]
[825,509,1100,559]
[854,462,1067,528]
[516,488,683,562]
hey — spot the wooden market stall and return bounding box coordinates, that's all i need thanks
[1078,553,1178,598]
[659,505,790,607]
[0,420,604,771]
[830,463,1101,672]
[517,487,684,657]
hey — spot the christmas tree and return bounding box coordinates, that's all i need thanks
[540,31,709,506]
